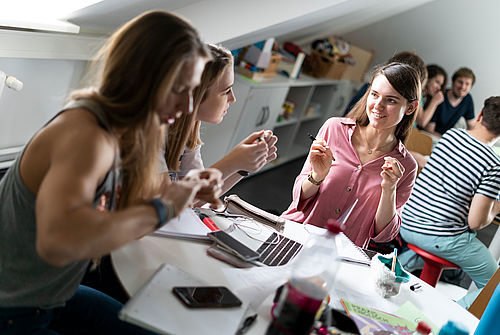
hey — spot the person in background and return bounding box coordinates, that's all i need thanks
[424,67,476,137]
[343,51,427,116]
[282,63,420,248]
[165,44,278,196]
[416,64,447,129]
[0,11,222,335]
[399,96,500,309]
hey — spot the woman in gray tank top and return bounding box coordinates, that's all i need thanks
[0,11,223,335]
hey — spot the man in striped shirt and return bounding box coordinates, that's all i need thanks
[399,96,500,308]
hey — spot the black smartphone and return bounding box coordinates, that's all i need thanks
[172,286,242,308]
[207,230,260,262]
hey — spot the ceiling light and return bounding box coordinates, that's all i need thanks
[0,0,103,34]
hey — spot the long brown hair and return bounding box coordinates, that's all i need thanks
[71,11,210,207]
[348,62,421,143]
[166,44,233,171]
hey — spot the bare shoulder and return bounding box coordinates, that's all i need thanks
[21,108,116,192]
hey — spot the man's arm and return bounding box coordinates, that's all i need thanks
[468,194,500,230]
[466,118,476,130]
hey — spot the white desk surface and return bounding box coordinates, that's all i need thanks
[112,221,479,334]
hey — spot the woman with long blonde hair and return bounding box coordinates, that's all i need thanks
[0,11,221,334]
[165,44,277,196]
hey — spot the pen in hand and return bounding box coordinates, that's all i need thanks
[237,136,264,177]
[307,132,316,142]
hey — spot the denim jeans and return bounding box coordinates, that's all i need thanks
[0,285,158,335]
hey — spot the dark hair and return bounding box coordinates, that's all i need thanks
[426,64,447,91]
[452,67,475,85]
[423,64,448,110]
[388,51,427,86]
[481,96,500,136]
[71,11,210,207]
[348,62,421,143]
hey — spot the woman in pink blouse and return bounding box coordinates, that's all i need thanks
[282,63,420,247]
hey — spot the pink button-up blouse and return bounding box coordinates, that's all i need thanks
[281,118,417,248]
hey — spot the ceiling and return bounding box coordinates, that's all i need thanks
[65,0,434,50]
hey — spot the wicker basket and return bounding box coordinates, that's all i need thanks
[302,50,349,80]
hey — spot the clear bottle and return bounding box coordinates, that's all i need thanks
[266,219,342,335]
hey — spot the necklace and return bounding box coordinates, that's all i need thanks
[361,127,396,154]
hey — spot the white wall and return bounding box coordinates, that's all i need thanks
[342,0,500,114]
[0,58,86,148]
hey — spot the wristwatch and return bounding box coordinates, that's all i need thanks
[307,172,323,186]
[150,198,176,229]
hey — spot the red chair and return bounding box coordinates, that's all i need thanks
[407,243,460,287]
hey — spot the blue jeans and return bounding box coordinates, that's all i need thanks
[399,227,498,308]
[0,285,158,335]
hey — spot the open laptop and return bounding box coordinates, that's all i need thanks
[210,199,366,267]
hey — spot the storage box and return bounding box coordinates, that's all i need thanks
[341,45,374,82]
[302,50,349,80]
[237,53,282,80]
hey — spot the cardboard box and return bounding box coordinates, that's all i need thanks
[302,50,349,80]
[341,45,374,82]
[237,53,282,80]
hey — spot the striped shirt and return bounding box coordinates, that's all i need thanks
[402,128,500,236]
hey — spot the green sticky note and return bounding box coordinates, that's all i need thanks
[395,301,439,334]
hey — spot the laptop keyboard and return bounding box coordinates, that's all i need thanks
[256,233,303,266]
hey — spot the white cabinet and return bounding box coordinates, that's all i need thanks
[200,73,356,171]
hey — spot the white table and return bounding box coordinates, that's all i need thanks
[112,220,479,334]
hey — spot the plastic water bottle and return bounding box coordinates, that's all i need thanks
[266,219,342,335]
[438,321,469,335]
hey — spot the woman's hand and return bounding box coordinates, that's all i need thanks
[226,130,271,173]
[309,139,334,181]
[162,168,223,214]
[380,156,405,191]
[263,130,278,163]
[185,168,223,209]
[430,90,444,106]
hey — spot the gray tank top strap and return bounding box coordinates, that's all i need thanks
[62,99,121,210]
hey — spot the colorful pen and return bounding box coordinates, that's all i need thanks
[391,248,398,272]
[198,213,220,231]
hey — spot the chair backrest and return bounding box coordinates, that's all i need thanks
[468,267,500,318]
[405,128,433,156]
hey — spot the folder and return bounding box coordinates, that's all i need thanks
[119,263,248,335]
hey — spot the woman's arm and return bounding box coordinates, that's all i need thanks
[424,121,442,138]
[34,117,207,267]
[416,91,444,128]
[300,139,334,200]
[374,157,405,234]
[210,130,277,194]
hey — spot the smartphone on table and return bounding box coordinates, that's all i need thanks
[172,286,242,308]
[207,230,260,262]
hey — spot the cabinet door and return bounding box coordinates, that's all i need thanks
[230,86,289,147]
[200,84,251,168]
